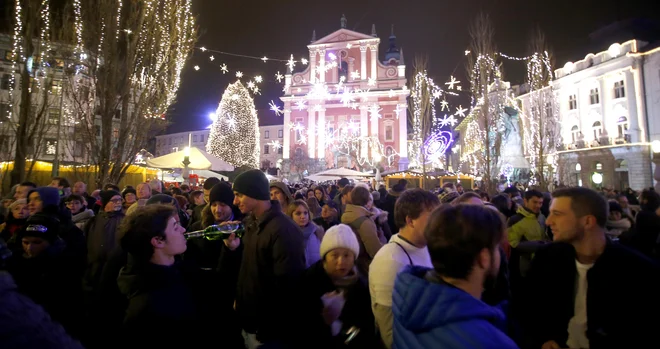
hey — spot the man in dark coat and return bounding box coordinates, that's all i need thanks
[523,187,660,349]
[219,169,306,348]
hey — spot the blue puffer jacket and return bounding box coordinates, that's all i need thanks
[392,266,519,349]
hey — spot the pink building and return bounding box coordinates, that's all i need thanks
[280,16,409,177]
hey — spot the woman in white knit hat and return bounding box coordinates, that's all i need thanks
[298,224,378,348]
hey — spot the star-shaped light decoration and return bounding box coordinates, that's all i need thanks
[209,55,215,62]
[200,47,207,52]
[367,77,376,87]
[269,100,283,116]
[457,85,462,91]
[236,71,243,78]
[295,100,307,111]
[261,56,268,62]
[438,114,458,127]
[193,65,200,71]
[350,71,360,80]
[275,71,284,82]
[269,140,282,149]
[440,99,449,111]
[247,81,255,89]
[220,64,228,74]
[368,104,382,121]
[388,89,395,98]
[465,50,470,56]
[445,76,460,90]
[301,58,308,65]
[346,43,353,49]
[255,76,263,83]
[328,53,337,61]
[286,54,296,71]
[253,86,261,95]
[433,90,442,99]
[394,103,406,119]
[454,105,468,117]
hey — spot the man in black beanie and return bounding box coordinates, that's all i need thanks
[220,169,305,348]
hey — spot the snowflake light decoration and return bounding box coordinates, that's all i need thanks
[269,100,283,116]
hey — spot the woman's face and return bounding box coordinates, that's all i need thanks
[292,206,309,227]
[12,203,29,219]
[321,205,335,220]
[324,248,355,279]
[124,193,137,205]
[315,189,324,202]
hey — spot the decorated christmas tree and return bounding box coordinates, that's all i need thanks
[207,81,260,168]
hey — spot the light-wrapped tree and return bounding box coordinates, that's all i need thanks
[207,81,259,169]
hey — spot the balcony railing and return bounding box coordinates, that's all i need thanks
[563,134,632,151]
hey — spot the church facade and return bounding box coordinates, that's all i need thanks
[280,16,409,178]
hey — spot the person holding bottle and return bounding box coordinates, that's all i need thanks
[219,169,306,349]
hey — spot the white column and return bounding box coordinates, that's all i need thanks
[283,105,291,159]
[631,62,647,143]
[598,77,609,139]
[370,103,379,159]
[309,50,317,84]
[398,97,408,158]
[319,49,326,84]
[307,109,316,158]
[370,45,378,81]
[360,46,367,80]
[318,108,326,159]
[360,104,369,159]
[347,57,355,81]
[624,69,640,143]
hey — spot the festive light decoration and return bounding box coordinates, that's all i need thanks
[424,130,453,159]
[207,81,259,168]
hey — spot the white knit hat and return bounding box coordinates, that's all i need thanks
[320,224,360,259]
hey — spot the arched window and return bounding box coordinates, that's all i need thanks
[595,161,603,170]
[571,125,580,143]
[338,61,349,82]
[617,116,628,138]
[575,163,582,172]
[592,121,602,140]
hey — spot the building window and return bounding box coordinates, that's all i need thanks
[200,134,204,143]
[168,138,172,145]
[338,60,349,82]
[1,74,11,90]
[614,80,625,99]
[589,88,600,105]
[569,94,577,110]
[277,146,283,154]
[571,125,580,143]
[48,108,60,124]
[595,162,603,170]
[95,125,101,137]
[50,79,62,94]
[264,144,269,154]
[114,110,121,119]
[545,102,552,117]
[45,139,57,155]
[278,129,283,138]
[575,163,581,172]
[617,116,628,138]
[385,124,394,141]
[74,141,84,157]
[0,103,9,118]
[265,130,269,139]
[193,135,198,142]
[592,121,602,140]
[172,147,178,152]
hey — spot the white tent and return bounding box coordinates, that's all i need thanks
[190,169,229,181]
[312,167,374,178]
[265,173,279,181]
[146,147,234,172]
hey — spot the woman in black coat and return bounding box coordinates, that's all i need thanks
[299,224,377,349]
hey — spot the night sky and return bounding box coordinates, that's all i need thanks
[7,0,651,134]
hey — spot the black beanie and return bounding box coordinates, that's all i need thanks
[100,190,121,207]
[210,182,234,206]
[232,169,270,201]
[121,187,137,199]
[18,213,60,243]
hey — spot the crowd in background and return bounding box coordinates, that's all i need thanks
[0,173,659,349]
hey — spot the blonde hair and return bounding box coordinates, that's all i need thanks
[287,199,310,218]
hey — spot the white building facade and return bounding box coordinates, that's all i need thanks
[546,40,658,190]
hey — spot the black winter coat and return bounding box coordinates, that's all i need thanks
[522,241,660,349]
[218,200,306,345]
[299,261,378,349]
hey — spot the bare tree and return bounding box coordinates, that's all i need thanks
[408,56,437,189]
[466,13,504,193]
[521,27,560,191]
[6,0,62,184]
[63,0,196,188]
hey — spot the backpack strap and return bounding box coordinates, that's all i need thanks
[391,241,413,266]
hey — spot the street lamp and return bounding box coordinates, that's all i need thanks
[182,146,191,185]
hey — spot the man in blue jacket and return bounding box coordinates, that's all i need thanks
[392,204,518,349]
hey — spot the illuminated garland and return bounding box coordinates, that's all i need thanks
[207,80,260,168]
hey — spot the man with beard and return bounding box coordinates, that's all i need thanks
[524,187,660,349]
[391,204,518,349]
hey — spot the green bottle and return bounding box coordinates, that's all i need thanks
[184,223,244,240]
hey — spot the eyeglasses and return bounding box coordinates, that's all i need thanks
[110,199,123,204]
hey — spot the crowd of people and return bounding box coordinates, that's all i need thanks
[0,172,659,349]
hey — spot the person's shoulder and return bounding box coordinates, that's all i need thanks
[507,213,525,227]
[370,243,407,273]
[608,242,660,270]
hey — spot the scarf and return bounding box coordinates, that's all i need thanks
[331,266,360,290]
